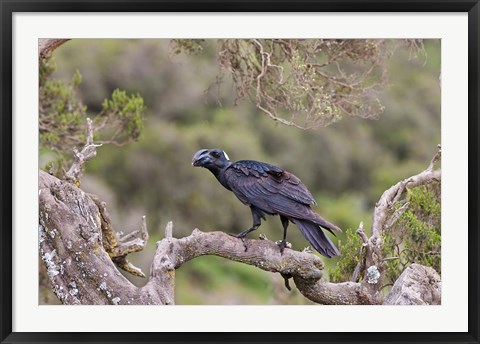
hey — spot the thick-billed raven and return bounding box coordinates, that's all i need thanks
[192,148,341,258]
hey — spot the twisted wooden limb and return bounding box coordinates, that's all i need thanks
[90,194,148,278]
[39,171,144,305]
[293,278,374,305]
[63,118,102,186]
[384,263,441,305]
[146,225,325,305]
[39,38,70,59]
[357,145,442,302]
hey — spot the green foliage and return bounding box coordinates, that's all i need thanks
[329,183,440,284]
[39,57,146,172]
[383,183,441,284]
[171,39,206,55]
[39,57,87,152]
[329,227,363,283]
[99,89,145,144]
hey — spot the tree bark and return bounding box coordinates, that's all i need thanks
[384,263,441,305]
[39,39,70,59]
[292,278,374,305]
[39,171,160,305]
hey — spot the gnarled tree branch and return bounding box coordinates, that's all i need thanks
[358,144,442,303]
[39,39,70,60]
[383,263,441,305]
[64,118,102,185]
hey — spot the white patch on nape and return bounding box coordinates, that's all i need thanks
[223,151,230,161]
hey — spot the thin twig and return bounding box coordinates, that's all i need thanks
[64,118,102,184]
[371,145,441,238]
[427,144,442,171]
[165,221,173,239]
[351,222,368,282]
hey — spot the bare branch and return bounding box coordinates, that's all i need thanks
[164,221,173,239]
[356,221,369,244]
[90,194,147,278]
[151,226,325,280]
[371,145,441,238]
[351,222,369,283]
[39,39,70,59]
[113,216,149,245]
[293,278,375,305]
[257,104,311,130]
[64,118,102,185]
[252,39,285,84]
[113,216,149,256]
[385,201,410,229]
[427,144,442,171]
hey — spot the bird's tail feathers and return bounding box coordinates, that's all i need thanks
[311,213,343,235]
[293,219,341,258]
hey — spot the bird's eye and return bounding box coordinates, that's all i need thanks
[211,151,220,158]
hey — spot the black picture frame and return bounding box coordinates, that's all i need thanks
[1,1,478,343]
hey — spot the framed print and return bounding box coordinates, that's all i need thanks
[1,1,479,344]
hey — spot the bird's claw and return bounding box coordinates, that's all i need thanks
[276,240,291,255]
[229,233,249,252]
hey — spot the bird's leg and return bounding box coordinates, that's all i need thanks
[277,215,290,255]
[229,207,263,252]
[230,228,257,252]
[230,225,260,238]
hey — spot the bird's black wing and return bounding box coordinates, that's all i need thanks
[225,160,342,256]
[224,160,318,219]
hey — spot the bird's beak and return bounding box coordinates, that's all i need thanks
[192,149,208,167]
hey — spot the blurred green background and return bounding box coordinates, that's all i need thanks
[40,39,440,304]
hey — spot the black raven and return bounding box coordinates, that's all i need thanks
[192,148,341,258]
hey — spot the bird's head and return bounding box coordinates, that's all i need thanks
[192,148,231,170]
